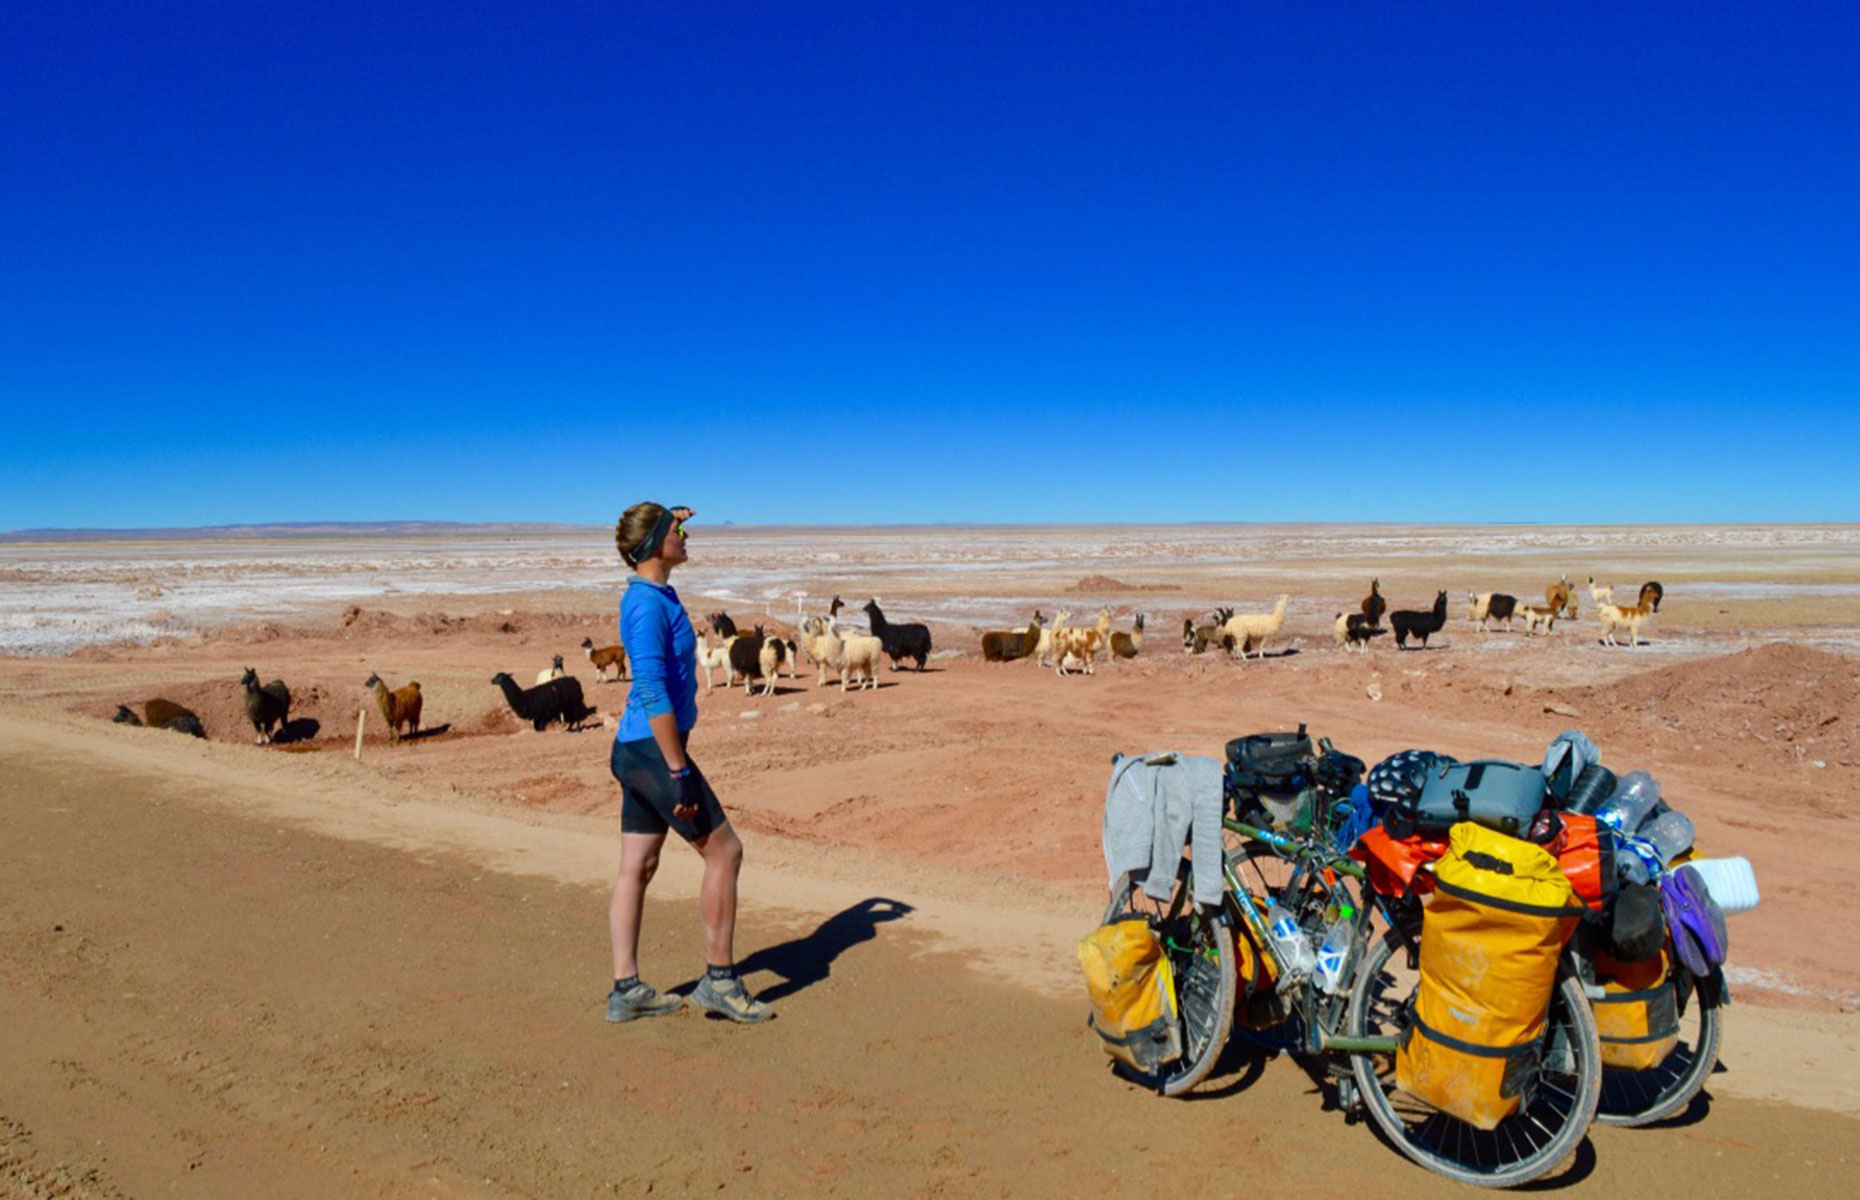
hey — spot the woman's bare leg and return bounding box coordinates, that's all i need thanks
[693,822,744,967]
[610,831,667,979]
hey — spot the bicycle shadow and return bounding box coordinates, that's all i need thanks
[719,897,915,1004]
[1511,1137,1596,1190]
[1626,1086,1714,1130]
[1350,1095,1600,1191]
[1176,1032,1274,1101]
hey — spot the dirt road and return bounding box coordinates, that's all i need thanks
[3,710,1855,1198]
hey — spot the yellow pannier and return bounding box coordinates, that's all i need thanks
[1396,823,1587,1129]
[1079,918,1182,1073]
[1594,947,1681,1071]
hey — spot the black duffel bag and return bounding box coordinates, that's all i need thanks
[1223,727,1312,790]
[1224,726,1315,830]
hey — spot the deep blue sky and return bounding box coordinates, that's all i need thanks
[3,2,1855,529]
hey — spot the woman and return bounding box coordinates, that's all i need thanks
[606,502,772,1023]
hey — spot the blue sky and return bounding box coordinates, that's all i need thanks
[3,1,1855,530]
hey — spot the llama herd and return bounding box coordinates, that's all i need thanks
[978,571,1670,677]
[1325,573,1664,653]
[107,574,1671,746]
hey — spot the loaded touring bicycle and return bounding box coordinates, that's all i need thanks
[1090,727,1732,1188]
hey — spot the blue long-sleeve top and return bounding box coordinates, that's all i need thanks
[616,576,699,743]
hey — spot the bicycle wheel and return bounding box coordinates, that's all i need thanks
[1596,966,1724,1126]
[1346,930,1602,1188]
[1102,867,1236,1096]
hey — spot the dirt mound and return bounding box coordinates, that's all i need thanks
[1066,574,1181,593]
[82,672,357,748]
[1564,642,1859,768]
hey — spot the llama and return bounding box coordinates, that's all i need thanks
[1519,605,1558,635]
[491,672,595,731]
[113,699,206,737]
[1055,607,1114,676]
[1109,613,1146,659]
[725,624,780,696]
[1036,609,1068,667]
[1333,612,1385,652]
[239,667,291,744]
[1467,592,1518,633]
[1587,576,1614,608]
[1182,608,1233,655]
[863,599,932,671]
[1389,591,1449,650]
[696,633,734,688]
[1222,595,1290,660]
[982,612,1044,662]
[580,636,628,682]
[1599,592,1658,648]
[1547,574,1576,619]
[811,619,883,692]
[364,672,423,742]
[1361,579,1387,627]
[536,654,566,685]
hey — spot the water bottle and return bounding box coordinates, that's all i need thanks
[1314,919,1354,995]
[1266,903,1316,978]
[1594,770,1662,834]
[1640,808,1696,865]
[1617,835,1661,885]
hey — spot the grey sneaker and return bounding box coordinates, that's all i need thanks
[690,974,774,1023]
[605,982,684,1023]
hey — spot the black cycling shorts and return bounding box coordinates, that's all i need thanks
[611,733,726,842]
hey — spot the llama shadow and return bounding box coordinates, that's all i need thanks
[272,717,321,744]
[398,723,452,742]
[706,897,915,1004]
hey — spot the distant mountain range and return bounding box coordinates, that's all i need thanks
[0,520,610,543]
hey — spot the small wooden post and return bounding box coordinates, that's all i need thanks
[354,707,367,760]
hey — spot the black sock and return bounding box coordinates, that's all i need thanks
[706,964,736,982]
[614,974,640,993]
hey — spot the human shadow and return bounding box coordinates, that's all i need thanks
[718,897,915,1004]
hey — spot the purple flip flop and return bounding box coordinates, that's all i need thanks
[1661,864,1728,977]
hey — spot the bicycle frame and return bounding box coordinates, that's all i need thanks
[1219,815,1403,1056]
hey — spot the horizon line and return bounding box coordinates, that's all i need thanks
[5,516,1859,544]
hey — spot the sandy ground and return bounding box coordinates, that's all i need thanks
[4,525,1860,1195]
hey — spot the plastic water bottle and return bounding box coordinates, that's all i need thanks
[1640,808,1696,865]
[1266,903,1316,978]
[1314,919,1354,995]
[1595,770,1662,834]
